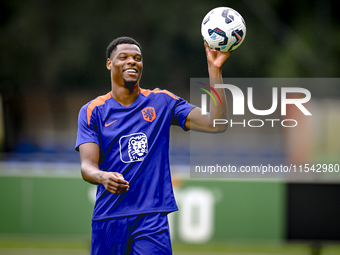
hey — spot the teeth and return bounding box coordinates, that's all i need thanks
[126,69,137,73]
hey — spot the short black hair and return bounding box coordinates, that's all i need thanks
[106,36,142,59]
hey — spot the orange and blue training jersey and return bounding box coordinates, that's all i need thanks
[75,88,194,220]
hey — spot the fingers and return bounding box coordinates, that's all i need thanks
[204,41,231,56]
[113,172,124,179]
[204,42,210,51]
[204,42,214,56]
[112,173,129,185]
[224,51,232,58]
[106,182,129,195]
[105,181,129,194]
[215,51,231,67]
[204,42,231,68]
[103,172,130,195]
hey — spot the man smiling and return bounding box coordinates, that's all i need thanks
[76,36,230,254]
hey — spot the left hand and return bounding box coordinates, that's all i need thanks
[204,42,231,69]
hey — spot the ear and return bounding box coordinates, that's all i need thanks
[106,58,112,70]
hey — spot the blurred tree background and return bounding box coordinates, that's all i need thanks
[0,0,339,155]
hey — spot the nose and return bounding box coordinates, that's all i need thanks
[127,56,137,65]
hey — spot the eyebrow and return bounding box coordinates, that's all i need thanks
[117,52,141,56]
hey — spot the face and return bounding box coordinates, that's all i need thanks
[107,44,143,87]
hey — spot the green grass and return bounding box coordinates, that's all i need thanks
[173,242,307,254]
[172,242,340,255]
[1,235,340,254]
[0,234,90,249]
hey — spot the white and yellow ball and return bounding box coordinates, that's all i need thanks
[201,7,246,52]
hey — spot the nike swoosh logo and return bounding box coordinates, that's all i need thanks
[105,120,117,127]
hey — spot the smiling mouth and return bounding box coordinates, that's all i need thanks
[124,69,138,74]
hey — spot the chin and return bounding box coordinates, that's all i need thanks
[124,80,138,90]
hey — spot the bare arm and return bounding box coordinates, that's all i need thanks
[79,142,129,195]
[185,43,231,132]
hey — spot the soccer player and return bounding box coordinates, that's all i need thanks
[75,36,230,255]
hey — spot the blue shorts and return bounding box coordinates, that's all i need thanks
[91,212,172,255]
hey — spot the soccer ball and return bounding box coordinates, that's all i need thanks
[201,7,246,52]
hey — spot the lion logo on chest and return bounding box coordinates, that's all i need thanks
[119,133,149,163]
[128,134,148,161]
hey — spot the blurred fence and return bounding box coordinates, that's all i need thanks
[0,172,284,243]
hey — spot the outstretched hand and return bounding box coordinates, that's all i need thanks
[204,42,231,69]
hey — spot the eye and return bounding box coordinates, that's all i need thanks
[119,56,127,60]
[134,56,142,61]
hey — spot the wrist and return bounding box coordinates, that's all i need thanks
[208,66,222,78]
[98,171,108,184]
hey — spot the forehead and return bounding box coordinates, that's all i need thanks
[114,44,141,56]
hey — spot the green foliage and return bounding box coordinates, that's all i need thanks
[1,0,339,94]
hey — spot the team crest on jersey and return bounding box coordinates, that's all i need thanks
[119,133,148,163]
[141,107,156,122]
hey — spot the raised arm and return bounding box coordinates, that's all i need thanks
[185,43,231,132]
[79,142,129,195]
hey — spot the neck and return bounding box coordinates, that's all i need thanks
[111,83,140,107]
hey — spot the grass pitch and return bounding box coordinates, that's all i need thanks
[1,235,340,255]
